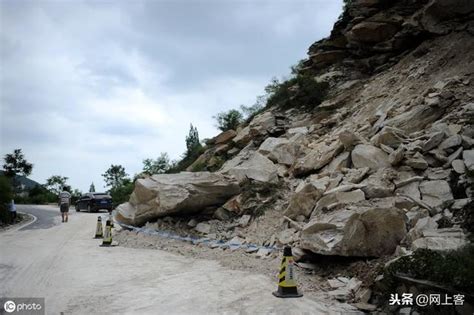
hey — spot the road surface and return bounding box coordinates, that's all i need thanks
[0,205,359,314]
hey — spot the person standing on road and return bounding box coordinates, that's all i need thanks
[9,199,17,222]
[59,188,71,223]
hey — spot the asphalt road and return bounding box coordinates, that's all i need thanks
[0,205,359,314]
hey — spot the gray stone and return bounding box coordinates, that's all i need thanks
[237,214,251,227]
[405,153,429,170]
[389,146,405,166]
[419,180,454,209]
[284,181,327,218]
[195,222,211,234]
[115,172,241,226]
[220,151,278,183]
[187,219,198,228]
[301,207,407,257]
[361,170,395,199]
[293,140,344,176]
[351,144,390,171]
[214,208,233,221]
[412,228,468,252]
[422,131,446,151]
[451,159,466,174]
[258,137,297,166]
[463,149,474,172]
[439,134,462,151]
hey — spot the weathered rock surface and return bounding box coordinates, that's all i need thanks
[258,137,297,166]
[220,151,278,183]
[300,207,406,257]
[293,141,344,176]
[419,180,453,209]
[351,144,390,171]
[115,172,240,226]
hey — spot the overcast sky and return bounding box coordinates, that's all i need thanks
[0,0,343,192]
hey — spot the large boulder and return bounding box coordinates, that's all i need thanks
[284,180,328,219]
[300,207,407,257]
[115,172,240,226]
[258,137,298,166]
[213,129,237,145]
[351,144,390,171]
[293,141,344,176]
[346,21,398,43]
[219,150,278,183]
[419,180,454,209]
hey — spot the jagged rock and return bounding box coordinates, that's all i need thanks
[232,126,252,147]
[463,149,474,172]
[422,131,446,151]
[406,217,438,244]
[213,129,237,145]
[384,104,446,133]
[412,227,468,251]
[214,208,233,221]
[187,219,198,228]
[347,21,398,43]
[195,222,211,234]
[424,168,451,180]
[405,152,429,170]
[351,144,390,171]
[287,127,308,136]
[220,151,278,183]
[419,180,454,209]
[277,228,298,245]
[309,50,346,66]
[301,207,407,257]
[371,126,406,148]
[284,181,327,218]
[452,159,466,174]
[115,172,240,226]
[237,214,251,227]
[222,194,242,214]
[361,169,395,199]
[323,152,350,173]
[293,140,344,176]
[451,198,470,210]
[258,137,297,165]
[343,167,370,184]
[338,130,364,150]
[389,145,405,166]
[248,111,276,137]
[439,134,462,151]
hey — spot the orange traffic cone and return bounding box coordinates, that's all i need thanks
[272,246,303,298]
[94,216,103,239]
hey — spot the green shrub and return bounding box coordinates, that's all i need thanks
[265,75,328,110]
[384,246,474,293]
[109,179,134,208]
[214,109,243,132]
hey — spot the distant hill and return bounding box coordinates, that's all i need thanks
[0,171,41,190]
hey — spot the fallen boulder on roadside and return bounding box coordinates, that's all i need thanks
[115,172,241,226]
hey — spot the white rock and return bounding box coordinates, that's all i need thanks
[351,144,390,171]
[258,137,297,166]
[220,151,278,183]
[237,214,251,227]
[115,172,240,226]
[195,222,211,234]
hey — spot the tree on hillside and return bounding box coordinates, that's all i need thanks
[142,153,170,175]
[2,149,33,192]
[213,109,243,132]
[185,124,202,157]
[102,164,129,189]
[108,178,134,207]
[45,175,69,195]
[89,182,96,192]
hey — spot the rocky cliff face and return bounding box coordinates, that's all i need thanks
[116,0,473,306]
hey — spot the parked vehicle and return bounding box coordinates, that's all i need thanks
[75,193,113,213]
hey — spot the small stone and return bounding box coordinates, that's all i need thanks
[187,219,198,228]
[256,248,272,258]
[195,222,211,234]
[237,214,251,227]
[452,159,466,174]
